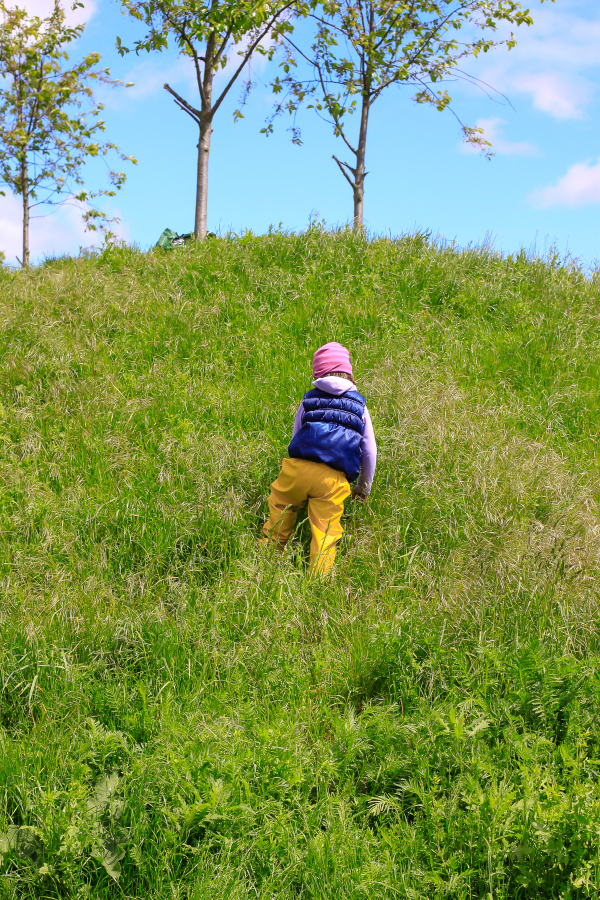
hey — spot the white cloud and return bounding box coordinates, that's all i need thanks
[216,37,271,82]
[118,56,195,104]
[111,36,271,109]
[529,157,600,208]
[515,72,591,120]
[466,0,600,120]
[461,117,536,156]
[20,0,96,26]
[0,193,128,266]
[510,2,600,70]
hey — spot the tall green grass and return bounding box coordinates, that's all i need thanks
[1,230,600,898]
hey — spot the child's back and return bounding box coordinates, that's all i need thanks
[262,342,377,574]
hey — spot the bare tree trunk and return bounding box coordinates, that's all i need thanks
[21,159,30,268]
[194,37,214,240]
[194,119,212,239]
[353,86,370,231]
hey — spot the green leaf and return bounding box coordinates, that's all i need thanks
[87,770,120,817]
[101,827,127,881]
[0,826,43,865]
[96,770,120,806]
[15,827,41,862]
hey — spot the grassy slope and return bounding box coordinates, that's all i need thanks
[1,231,600,898]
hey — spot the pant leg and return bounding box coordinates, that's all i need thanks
[262,458,309,546]
[307,470,351,575]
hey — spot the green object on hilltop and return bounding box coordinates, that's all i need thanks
[155,228,195,250]
[1,232,600,897]
[155,227,178,249]
[155,229,216,250]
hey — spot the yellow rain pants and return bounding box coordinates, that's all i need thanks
[262,457,351,575]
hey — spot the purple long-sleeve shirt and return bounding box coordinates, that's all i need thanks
[291,375,377,495]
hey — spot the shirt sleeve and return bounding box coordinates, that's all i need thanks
[356,406,377,495]
[291,402,304,438]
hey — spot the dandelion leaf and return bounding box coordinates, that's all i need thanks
[101,828,127,881]
[0,826,42,866]
[88,770,120,816]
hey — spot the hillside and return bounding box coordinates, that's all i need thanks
[1,231,600,898]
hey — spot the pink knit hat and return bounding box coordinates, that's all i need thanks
[312,342,353,379]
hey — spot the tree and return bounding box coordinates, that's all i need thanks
[119,0,299,239]
[270,0,543,228]
[0,1,135,267]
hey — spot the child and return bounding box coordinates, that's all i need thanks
[262,342,377,574]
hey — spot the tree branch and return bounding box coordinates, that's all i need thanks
[210,0,296,120]
[332,154,356,189]
[181,24,209,109]
[213,26,234,68]
[164,82,201,124]
[310,52,358,157]
[159,9,209,109]
[192,49,208,109]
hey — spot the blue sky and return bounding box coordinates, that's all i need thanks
[1,0,599,266]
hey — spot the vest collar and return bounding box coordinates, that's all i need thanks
[312,375,355,396]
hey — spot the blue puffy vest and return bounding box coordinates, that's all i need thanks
[288,387,366,482]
